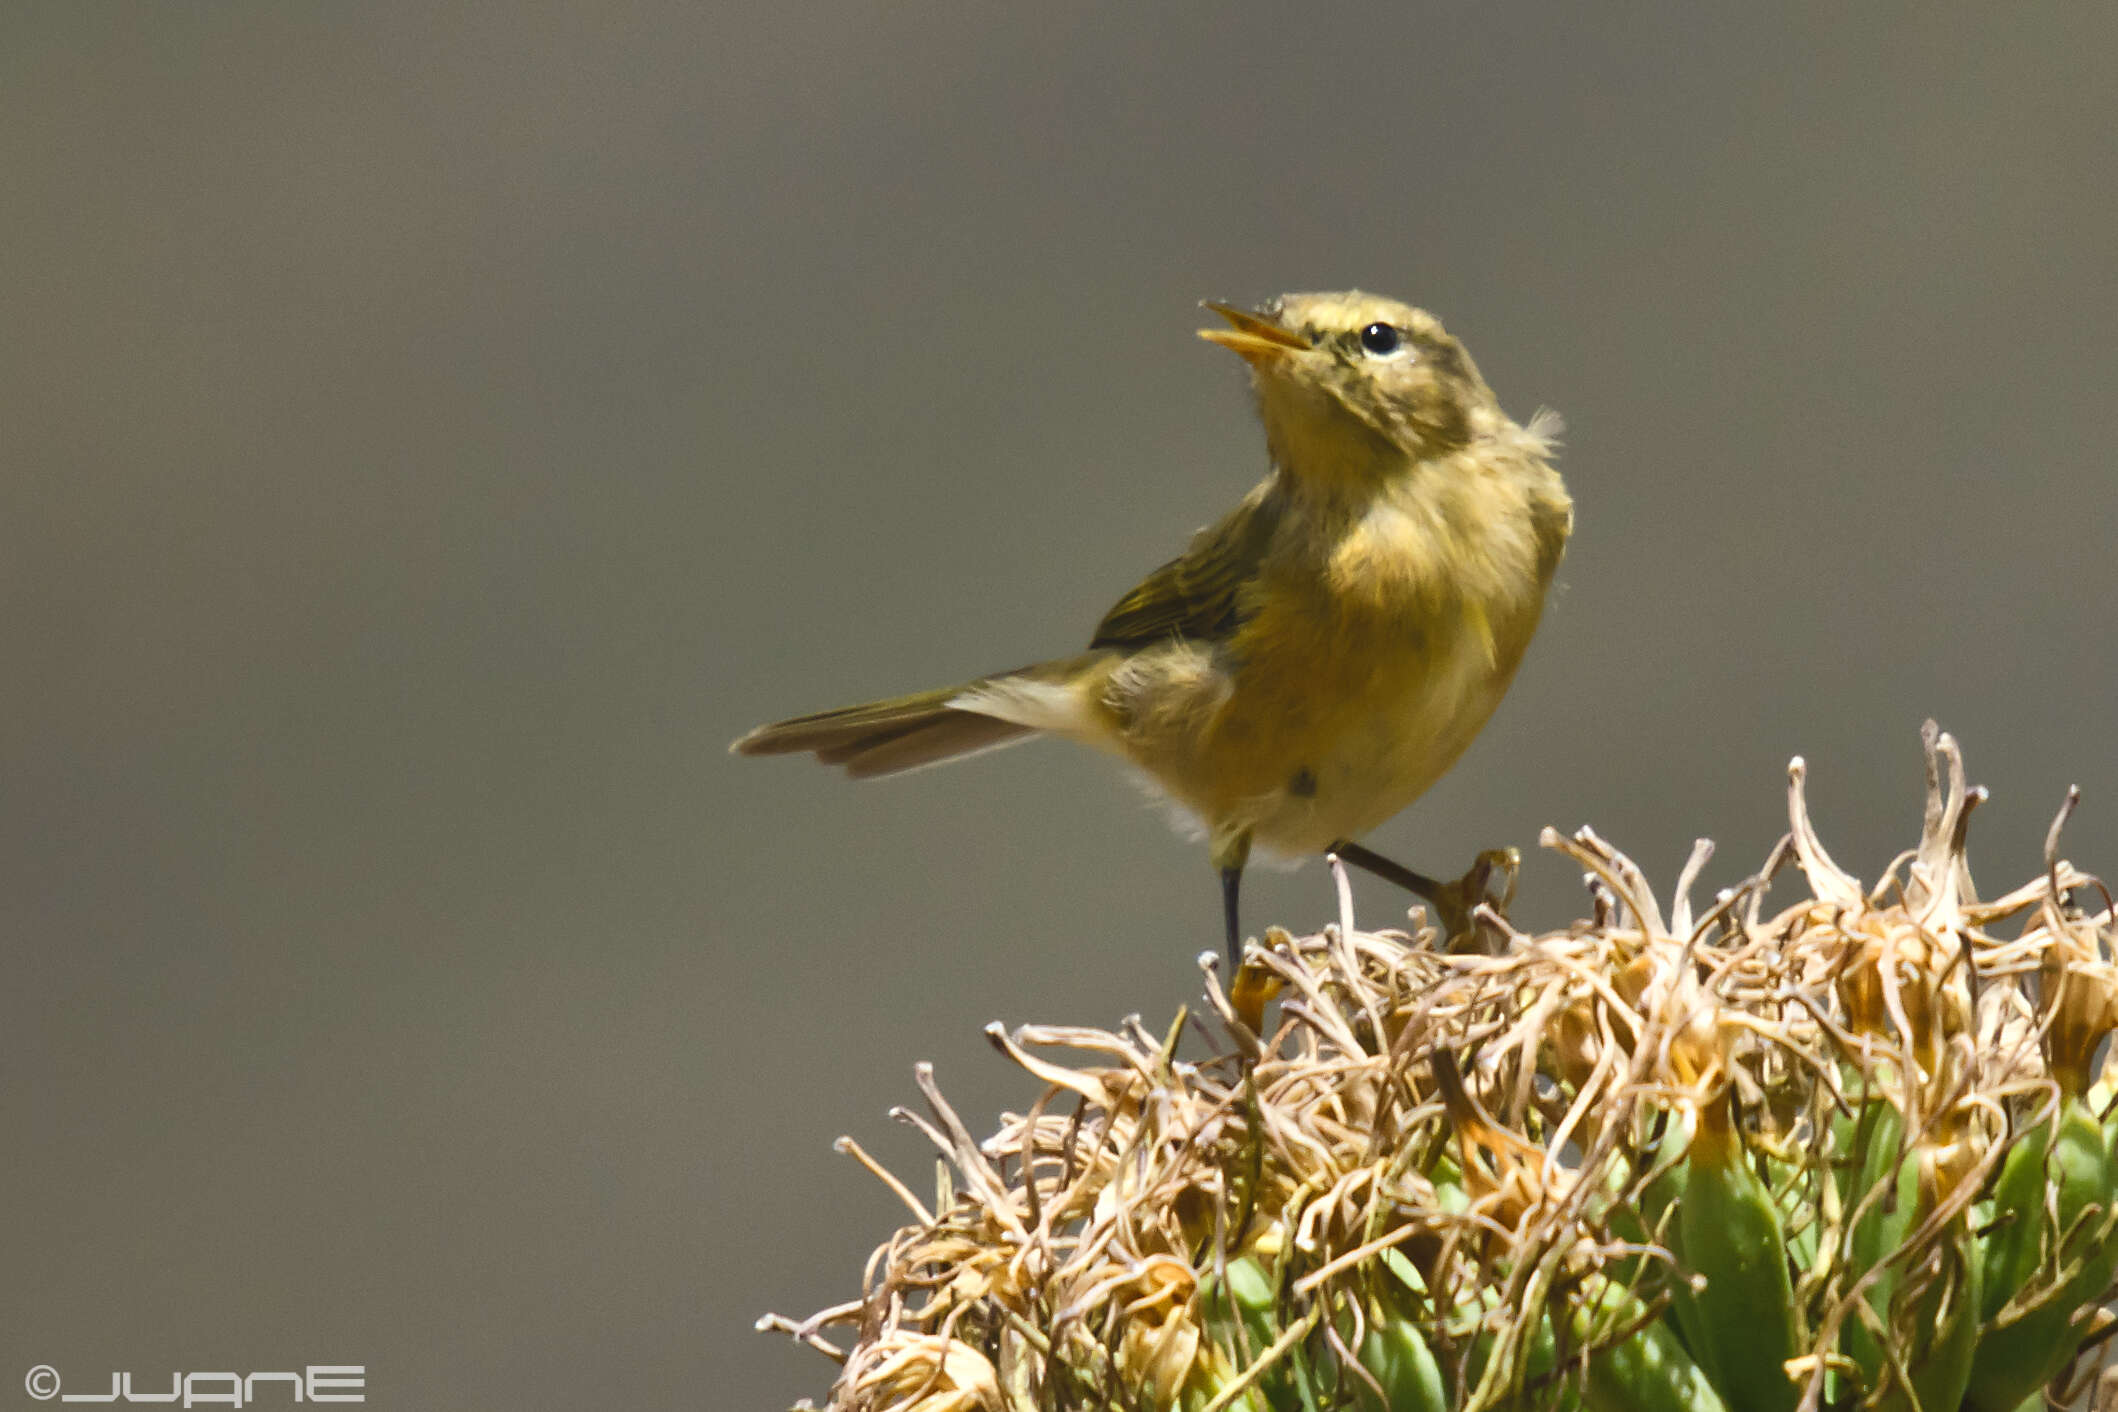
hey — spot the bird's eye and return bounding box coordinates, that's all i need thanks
[1359,322,1403,356]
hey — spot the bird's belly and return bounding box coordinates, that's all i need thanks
[1243,644,1509,857]
[1113,611,1519,859]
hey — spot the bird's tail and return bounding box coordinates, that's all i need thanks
[730,654,1102,779]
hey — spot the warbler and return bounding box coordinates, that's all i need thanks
[733,292,1571,962]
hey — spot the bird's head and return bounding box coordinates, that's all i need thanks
[1200,291,1501,484]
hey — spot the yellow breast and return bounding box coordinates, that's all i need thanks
[1093,439,1568,861]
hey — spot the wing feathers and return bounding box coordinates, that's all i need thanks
[1089,481,1279,650]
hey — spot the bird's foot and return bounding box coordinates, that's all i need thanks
[1423,847,1520,950]
[1227,930,1288,1037]
[1326,840,1519,950]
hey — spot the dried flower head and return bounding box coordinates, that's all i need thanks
[763,728,2118,1412]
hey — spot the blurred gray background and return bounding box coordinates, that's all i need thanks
[4,4,2115,1409]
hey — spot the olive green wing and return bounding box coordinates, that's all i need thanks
[1089,483,1280,651]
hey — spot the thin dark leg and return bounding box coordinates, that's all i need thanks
[1220,866,1243,968]
[1329,839,1446,903]
[1328,839,1520,951]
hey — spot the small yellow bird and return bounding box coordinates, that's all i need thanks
[733,292,1571,962]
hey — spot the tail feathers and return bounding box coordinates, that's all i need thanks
[733,683,963,756]
[732,663,1083,779]
[830,712,1033,778]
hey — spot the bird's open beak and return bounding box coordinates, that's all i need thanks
[1197,302,1311,362]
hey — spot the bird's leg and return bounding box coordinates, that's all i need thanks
[1328,840,1520,949]
[1211,830,1253,968]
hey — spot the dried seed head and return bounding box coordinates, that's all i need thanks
[765,730,2117,1412]
[2039,920,2118,1100]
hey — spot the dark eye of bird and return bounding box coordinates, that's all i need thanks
[1359,322,1401,356]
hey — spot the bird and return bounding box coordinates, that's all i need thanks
[732,291,1571,965]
